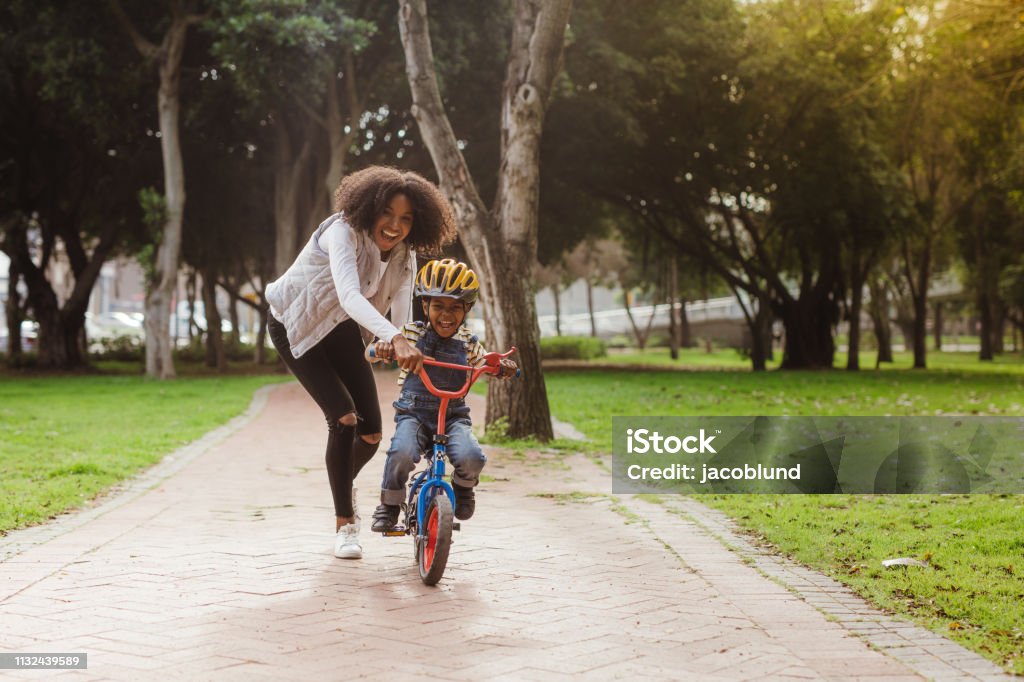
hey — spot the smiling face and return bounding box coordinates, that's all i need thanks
[423,297,468,338]
[372,193,414,256]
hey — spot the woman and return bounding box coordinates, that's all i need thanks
[266,166,457,560]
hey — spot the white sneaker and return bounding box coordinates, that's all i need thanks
[334,521,362,559]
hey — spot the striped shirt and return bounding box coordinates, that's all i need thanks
[395,322,486,386]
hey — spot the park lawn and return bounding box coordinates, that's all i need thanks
[0,365,290,534]
[543,353,1024,674]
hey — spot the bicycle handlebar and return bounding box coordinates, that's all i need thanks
[367,345,519,400]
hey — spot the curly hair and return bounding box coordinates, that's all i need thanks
[334,166,457,253]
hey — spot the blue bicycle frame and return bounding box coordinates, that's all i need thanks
[408,442,456,534]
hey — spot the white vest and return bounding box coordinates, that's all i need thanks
[265,213,415,358]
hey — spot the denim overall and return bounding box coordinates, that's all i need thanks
[379,324,487,505]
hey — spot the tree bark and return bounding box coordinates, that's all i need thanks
[228,297,240,346]
[622,290,656,350]
[398,0,572,439]
[901,236,931,369]
[868,276,893,365]
[5,218,115,368]
[978,288,993,361]
[779,295,837,369]
[255,306,268,364]
[552,280,561,336]
[847,271,864,371]
[111,0,204,379]
[991,299,1005,354]
[321,53,362,206]
[4,258,23,361]
[668,255,679,360]
[201,270,225,371]
[586,278,596,337]
[273,120,315,277]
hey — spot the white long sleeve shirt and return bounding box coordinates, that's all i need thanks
[265,213,416,358]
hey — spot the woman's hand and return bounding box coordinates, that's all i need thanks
[370,340,394,361]
[390,334,424,374]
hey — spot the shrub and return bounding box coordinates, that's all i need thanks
[606,334,632,349]
[540,335,607,360]
[90,334,144,362]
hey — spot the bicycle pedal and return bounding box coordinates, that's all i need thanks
[381,526,407,537]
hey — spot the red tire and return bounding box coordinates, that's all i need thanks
[418,493,453,586]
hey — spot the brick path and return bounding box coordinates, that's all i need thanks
[0,374,1011,680]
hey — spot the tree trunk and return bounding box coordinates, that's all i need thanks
[991,299,1005,354]
[622,291,657,350]
[748,298,772,372]
[185,269,197,343]
[978,288,993,361]
[4,259,23,361]
[910,291,927,368]
[933,301,943,351]
[255,306,268,364]
[273,121,315,277]
[779,296,836,369]
[552,281,561,336]
[4,219,113,369]
[201,271,225,371]
[110,3,202,378]
[586,278,596,336]
[680,298,692,348]
[228,297,240,346]
[847,273,864,371]
[398,0,572,440]
[35,308,87,368]
[902,236,931,370]
[668,255,679,360]
[322,55,361,207]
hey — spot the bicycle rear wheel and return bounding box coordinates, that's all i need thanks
[418,493,453,586]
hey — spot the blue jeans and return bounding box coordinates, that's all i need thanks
[380,405,487,506]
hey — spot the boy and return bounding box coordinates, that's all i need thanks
[367,258,517,532]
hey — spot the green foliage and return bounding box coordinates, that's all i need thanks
[205,0,376,105]
[540,335,608,360]
[90,334,144,362]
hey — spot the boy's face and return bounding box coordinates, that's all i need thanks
[423,297,468,338]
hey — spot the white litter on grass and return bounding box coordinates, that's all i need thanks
[882,557,930,568]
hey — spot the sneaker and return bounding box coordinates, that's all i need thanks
[371,504,400,532]
[453,483,475,521]
[334,521,362,559]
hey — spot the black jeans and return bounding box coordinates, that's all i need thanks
[268,316,382,518]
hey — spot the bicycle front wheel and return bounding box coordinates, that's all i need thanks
[418,493,453,586]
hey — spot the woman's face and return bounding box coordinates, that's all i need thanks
[372,193,414,255]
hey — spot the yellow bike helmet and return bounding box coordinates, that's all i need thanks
[415,258,480,305]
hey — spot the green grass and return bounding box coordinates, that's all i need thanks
[699,494,1024,674]
[0,365,290,533]
[546,353,1024,450]
[541,351,1024,673]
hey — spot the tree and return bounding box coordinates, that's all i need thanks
[1,0,157,368]
[397,0,573,439]
[207,1,422,281]
[110,0,209,378]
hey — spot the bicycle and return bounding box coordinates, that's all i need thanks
[367,346,518,585]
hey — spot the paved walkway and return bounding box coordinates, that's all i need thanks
[0,373,1011,681]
